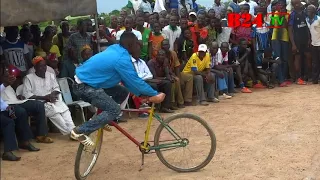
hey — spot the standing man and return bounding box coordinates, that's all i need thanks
[116,16,143,42]
[228,0,241,13]
[162,15,181,51]
[0,26,30,75]
[189,13,208,53]
[139,0,153,13]
[239,0,258,16]
[213,0,226,19]
[288,0,312,85]
[53,21,70,60]
[306,5,320,84]
[136,16,152,61]
[67,19,92,64]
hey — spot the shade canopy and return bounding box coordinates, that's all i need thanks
[1,0,97,26]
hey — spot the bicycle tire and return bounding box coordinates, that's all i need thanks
[74,129,103,180]
[154,113,216,172]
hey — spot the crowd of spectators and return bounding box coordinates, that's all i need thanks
[1,0,319,161]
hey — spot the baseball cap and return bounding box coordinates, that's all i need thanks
[198,44,208,52]
[189,12,197,17]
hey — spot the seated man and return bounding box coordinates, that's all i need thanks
[1,78,39,161]
[209,42,233,99]
[182,44,217,106]
[228,38,264,92]
[256,47,281,88]
[1,65,53,143]
[23,56,75,136]
[162,39,194,107]
[147,49,174,113]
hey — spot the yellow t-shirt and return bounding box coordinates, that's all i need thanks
[271,12,290,42]
[35,45,61,58]
[183,52,211,73]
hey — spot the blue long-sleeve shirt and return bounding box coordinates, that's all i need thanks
[0,84,9,111]
[75,44,158,97]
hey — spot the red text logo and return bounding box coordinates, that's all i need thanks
[227,13,290,28]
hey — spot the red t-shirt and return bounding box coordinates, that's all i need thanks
[188,22,208,52]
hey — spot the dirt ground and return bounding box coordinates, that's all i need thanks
[1,84,320,180]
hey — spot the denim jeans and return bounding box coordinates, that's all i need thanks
[224,71,235,93]
[272,40,289,83]
[73,83,129,134]
[18,100,48,136]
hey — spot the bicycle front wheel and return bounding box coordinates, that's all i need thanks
[74,129,103,180]
[154,113,216,172]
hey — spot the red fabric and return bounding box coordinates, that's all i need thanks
[188,22,208,52]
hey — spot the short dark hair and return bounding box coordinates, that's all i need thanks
[239,38,247,44]
[77,19,85,26]
[119,32,137,47]
[264,47,273,53]
[4,26,18,34]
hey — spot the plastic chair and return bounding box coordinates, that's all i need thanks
[57,77,92,123]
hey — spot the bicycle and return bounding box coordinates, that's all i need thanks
[74,103,217,180]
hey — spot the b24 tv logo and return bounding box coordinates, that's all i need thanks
[227,13,290,28]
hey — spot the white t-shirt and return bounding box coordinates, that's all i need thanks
[129,0,142,13]
[211,49,228,66]
[306,16,320,46]
[239,0,258,16]
[154,0,166,13]
[162,25,182,51]
[217,27,232,47]
[116,29,142,41]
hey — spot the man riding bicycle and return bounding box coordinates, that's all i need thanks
[71,32,165,146]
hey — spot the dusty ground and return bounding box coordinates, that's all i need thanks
[1,84,320,180]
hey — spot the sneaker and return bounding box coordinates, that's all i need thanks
[140,103,150,109]
[222,93,232,99]
[284,80,292,85]
[184,102,194,106]
[138,113,149,118]
[297,78,307,85]
[279,82,288,87]
[177,104,185,108]
[207,98,220,103]
[170,106,179,110]
[253,83,266,88]
[241,87,252,93]
[200,101,209,106]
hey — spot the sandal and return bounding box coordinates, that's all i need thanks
[103,124,112,132]
[70,130,94,147]
[36,136,54,143]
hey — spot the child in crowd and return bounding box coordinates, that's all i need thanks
[177,29,194,64]
[256,48,281,88]
[209,42,233,99]
[149,22,164,59]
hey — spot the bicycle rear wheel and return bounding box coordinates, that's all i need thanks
[74,129,103,180]
[154,113,216,172]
